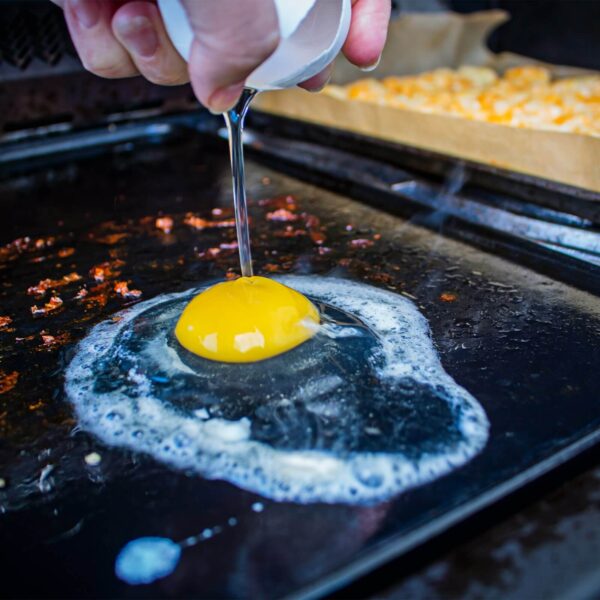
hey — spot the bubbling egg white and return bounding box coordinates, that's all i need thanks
[64,276,489,504]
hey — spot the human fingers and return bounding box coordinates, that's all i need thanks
[343,0,391,69]
[112,1,189,86]
[298,62,335,92]
[182,0,280,112]
[58,0,139,78]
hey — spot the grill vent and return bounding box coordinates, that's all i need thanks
[0,3,75,71]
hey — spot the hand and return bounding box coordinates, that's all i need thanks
[52,0,391,112]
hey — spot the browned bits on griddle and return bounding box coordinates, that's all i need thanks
[303,213,327,246]
[439,292,458,302]
[266,209,298,222]
[78,283,110,309]
[0,370,19,395]
[369,272,395,286]
[27,272,82,297]
[263,263,281,273]
[184,213,236,230]
[155,217,174,234]
[0,316,12,330]
[95,233,130,245]
[274,226,307,239]
[259,194,298,211]
[15,334,36,343]
[34,237,55,250]
[219,241,238,250]
[211,207,233,217]
[197,247,222,260]
[39,331,71,351]
[114,281,142,299]
[89,260,125,282]
[28,399,44,411]
[58,247,75,258]
[31,295,64,317]
[349,238,374,249]
[309,231,326,245]
[0,237,33,265]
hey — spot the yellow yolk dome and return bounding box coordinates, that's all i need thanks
[175,276,320,363]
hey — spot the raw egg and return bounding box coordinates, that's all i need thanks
[175,276,319,362]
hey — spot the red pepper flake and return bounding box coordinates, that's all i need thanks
[350,238,374,249]
[114,281,142,299]
[58,247,75,258]
[155,217,174,234]
[0,316,12,330]
[184,213,236,230]
[27,272,82,296]
[225,272,239,280]
[439,292,458,303]
[90,260,125,282]
[31,295,63,317]
[0,370,18,394]
[266,209,297,222]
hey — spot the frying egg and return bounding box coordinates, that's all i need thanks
[175,276,319,362]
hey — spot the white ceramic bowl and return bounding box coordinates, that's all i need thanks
[157,0,351,90]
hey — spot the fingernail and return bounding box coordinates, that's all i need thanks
[115,15,159,58]
[360,56,381,72]
[208,82,245,113]
[312,76,332,92]
[69,0,100,29]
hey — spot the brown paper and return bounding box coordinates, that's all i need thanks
[255,11,600,193]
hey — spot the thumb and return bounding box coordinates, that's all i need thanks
[182,0,280,112]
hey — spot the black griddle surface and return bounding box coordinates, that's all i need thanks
[0,131,599,599]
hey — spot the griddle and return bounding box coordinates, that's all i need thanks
[0,113,599,599]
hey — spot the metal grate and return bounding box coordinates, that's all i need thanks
[0,2,75,70]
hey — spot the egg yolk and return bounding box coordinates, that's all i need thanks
[175,276,319,363]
